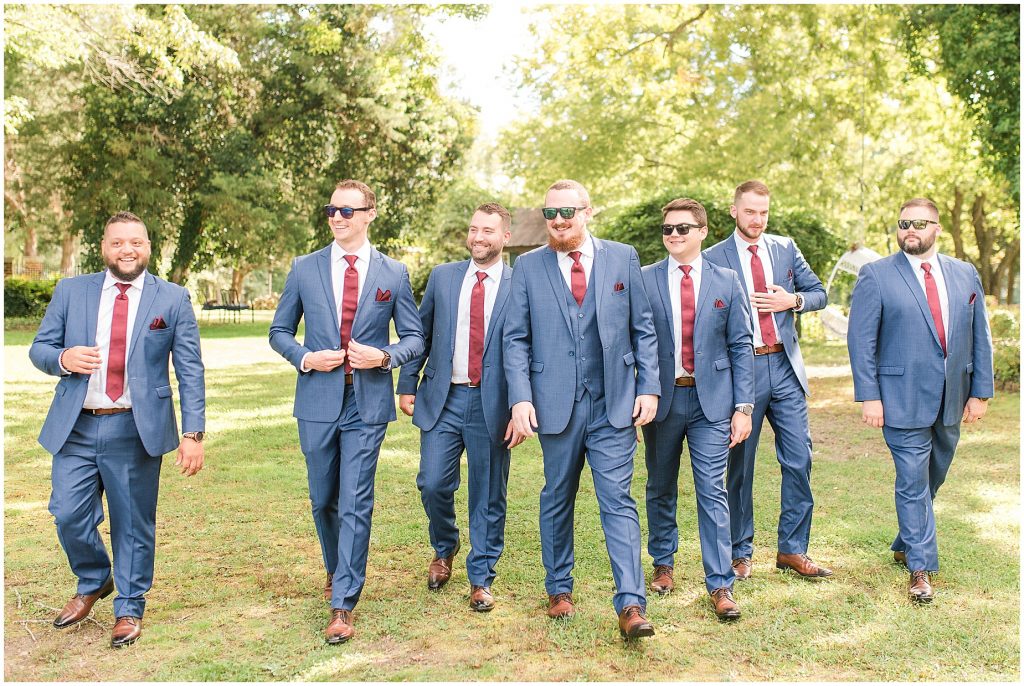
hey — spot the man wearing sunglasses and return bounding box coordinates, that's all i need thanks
[704,180,832,583]
[270,179,424,643]
[504,179,661,640]
[397,203,524,613]
[848,197,993,603]
[640,198,755,620]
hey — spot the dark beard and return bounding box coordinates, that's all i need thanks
[547,229,585,253]
[898,234,935,256]
[107,259,148,282]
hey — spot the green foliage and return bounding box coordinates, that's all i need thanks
[3,277,58,318]
[595,190,844,279]
[989,309,1020,386]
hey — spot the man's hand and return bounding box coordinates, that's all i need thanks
[729,411,752,448]
[504,419,529,449]
[751,284,798,313]
[511,401,538,439]
[399,394,415,417]
[862,399,884,428]
[306,349,346,372]
[61,346,102,374]
[347,340,386,369]
[176,437,204,477]
[632,394,658,427]
[962,397,989,424]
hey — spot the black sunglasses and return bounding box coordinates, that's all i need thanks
[542,206,588,220]
[661,223,704,236]
[324,205,371,219]
[897,219,939,231]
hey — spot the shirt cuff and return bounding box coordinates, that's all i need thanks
[58,349,71,376]
[300,352,311,373]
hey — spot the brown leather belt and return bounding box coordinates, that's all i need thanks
[674,376,696,387]
[344,373,354,385]
[754,343,786,356]
[82,407,132,416]
[452,382,480,388]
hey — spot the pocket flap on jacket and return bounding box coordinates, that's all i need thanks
[623,351,635,366]
[714,358,732,371]
[423,365,435,379]
[878,366,905,376]
[530,362,544,373]
[155,385,173,398]
[966,362,974,374]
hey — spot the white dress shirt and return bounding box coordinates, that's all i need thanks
[300,240,372,372]
[732,231,781,347]
[82,270,146,409]
[668,255,703,378]
[556,232,595,290]
[451,260,505,383]
[904,252,950,343]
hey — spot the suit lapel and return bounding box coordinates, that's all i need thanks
[317,245,339,332]
[895,252,942,350]
[128,272,159,361]
[85,272,104,345]
[694,259,714,323]
[353,248,383,332]
[542,248,573,334]
[938,254,959,346]
[723,239,744,293]
[484,263,512,353]
[449,261,468,355]
[655,258,676,350]
[592,237,608,314]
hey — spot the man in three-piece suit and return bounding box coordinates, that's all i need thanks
[640,198,754,620]
[848,197,993,603]
[397,203,525,612]
[704,180,833,581]
[269,179,424,644]
[505,179,660,640]
[30,211,206,648]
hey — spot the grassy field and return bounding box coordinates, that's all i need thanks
[3,333,1019,681]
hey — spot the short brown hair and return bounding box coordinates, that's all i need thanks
[899,197,939,216]
[104,211,148,237]
[661,198,708,226]
[734,180,771,204]
[546,179,591,207]
[475,202,512,231]
[335,179,377,209]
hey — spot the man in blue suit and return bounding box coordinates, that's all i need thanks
[848,197,993,603]
[705,180,832,580]
[641,198,754,620]
[30,211,205,648]
[505,179,660,640]
[397,202,524,613]
[270,179,424,643]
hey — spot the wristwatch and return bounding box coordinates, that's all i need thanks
[183,432,205,443]
[792,293,804,311]
[380,351,392,370]
[736,404,754,416]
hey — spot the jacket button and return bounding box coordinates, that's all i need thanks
[569,351,574,357]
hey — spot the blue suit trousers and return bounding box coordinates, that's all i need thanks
[49,411,162,618]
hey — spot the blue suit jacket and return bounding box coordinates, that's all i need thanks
[642,256,755,423]
[504,237,660,433]
[847,251,994,429]
[30,271,206,457]
[704,232,826,396]
[396,260,513,444]
[269,244,424,425]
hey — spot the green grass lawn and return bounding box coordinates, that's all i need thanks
[3,339,1019,680]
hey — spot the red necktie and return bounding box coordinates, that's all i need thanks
[679,265,695,374]
[468,271,487,385]
[568,251,586,306]
[921,263,947,357]
[340,254,359,373]
[105,283,131,402]
[748,245,778,347]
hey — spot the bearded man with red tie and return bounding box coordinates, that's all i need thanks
[30,212,206,648]
[848,197,993,603]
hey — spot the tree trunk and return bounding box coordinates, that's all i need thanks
[970,193,996,294]
[169,203,204,284]
[1004,244,1019,304]
[945,185,966,260]
[231,267,251,298]
[22,224,38,258]
[59,232,78,274]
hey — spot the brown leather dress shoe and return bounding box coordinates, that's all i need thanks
[909,570,933,603]
[710,587,741,620]
[326,609,355,644]
[731,557,752,580]
[470,585,495,612]
[618,605,655,639]
[893,550,908,566]
[776,552,833,578]
[547,592,575,619]
[110,616,142,648]
[427,541,460,591]
[324,572,333,601]
[53,576,114,629]
[650,565,674,595]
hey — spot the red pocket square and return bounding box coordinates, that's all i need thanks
[613,282,625,292]
[787,268,794,280]
[376,288,392,302]
[714,299,726,308]
[149,316,167,330]
[969,292,977,304]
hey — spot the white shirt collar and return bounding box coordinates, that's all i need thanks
[669,254,703,273]
[469,259,505,283]
[557,231,595,260]
[103,269,146,291]
[903,252,940,272]
[332,240,372,264]
[733,230,765,255]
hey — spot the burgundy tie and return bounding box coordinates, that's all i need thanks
[568,251,586,306]
[340,254,359,373]
[748,245,778,347]
[679,265,695,374]
[105,283,131,402]
[921,263,947,357]
[468,271,487,385]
